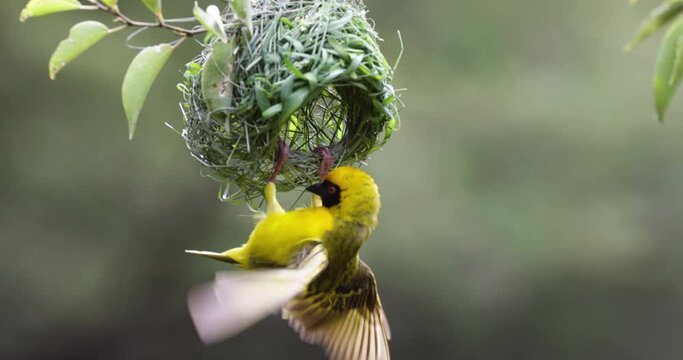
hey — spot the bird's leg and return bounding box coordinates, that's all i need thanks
[311,146,334,207]
[269,139,290,183]
[264,182,285,214]
[315,146,334,180]
[265,140,289,214]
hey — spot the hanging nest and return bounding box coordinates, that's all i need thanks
[179,0,401,203]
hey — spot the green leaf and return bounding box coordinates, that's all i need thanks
[672,32,683,85]
[254,82,271,111]
[49,21,110,80]
[141,0,162,19]
[229,0,253,35]
[280,17,294,29]
[283,56,305,79]
[193,2,227,42]
[627,1,683,51]
[122,44,175,139]
[654,18,683,121]
[385,118,396,138]
[262,104,282,119]
[101,0,118,9]
[201,39,236,117]
[280,87,310,121]
[19,0,82,22]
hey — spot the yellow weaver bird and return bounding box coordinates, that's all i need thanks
[186,166,390,360]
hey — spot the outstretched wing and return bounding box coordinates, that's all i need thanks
[188,244,327,344]
[283,261,391,360]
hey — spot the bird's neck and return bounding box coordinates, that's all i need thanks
[318,221,370,289]
[333,195,380,230]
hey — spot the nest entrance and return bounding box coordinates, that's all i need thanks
[283,87,348,154]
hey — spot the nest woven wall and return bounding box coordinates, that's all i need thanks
[180,0,401,203]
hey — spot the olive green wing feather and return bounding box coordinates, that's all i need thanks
[282,261,391,360]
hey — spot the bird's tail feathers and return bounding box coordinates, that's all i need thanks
[187,245,327,344]
[185,250,239,264]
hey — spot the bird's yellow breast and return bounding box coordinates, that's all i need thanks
[240,206,335,268]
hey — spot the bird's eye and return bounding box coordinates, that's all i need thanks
[328,185,337,194]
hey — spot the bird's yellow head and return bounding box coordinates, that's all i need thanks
[306,166,380,228]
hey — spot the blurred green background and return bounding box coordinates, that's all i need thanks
[3,0,683,359]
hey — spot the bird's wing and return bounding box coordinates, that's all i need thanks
[283,261,391,360]
[187,244,327,344]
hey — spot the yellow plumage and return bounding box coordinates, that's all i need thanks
[186,182,333,267]
[225,195,335,268]
[186,167,390,360]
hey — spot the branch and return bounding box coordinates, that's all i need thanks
[90,1,206,37]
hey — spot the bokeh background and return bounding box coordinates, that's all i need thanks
[3,0,683,359]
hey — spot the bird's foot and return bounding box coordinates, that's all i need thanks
[269,139,289,183]
[264,182,285,214]
[314,146,334,180]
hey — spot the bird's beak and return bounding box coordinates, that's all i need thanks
[306,182,324,196]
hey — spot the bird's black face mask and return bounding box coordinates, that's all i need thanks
[306,180,341,208]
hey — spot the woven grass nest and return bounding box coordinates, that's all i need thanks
[179,0,401,203]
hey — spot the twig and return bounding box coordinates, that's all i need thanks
[89,1,206,37]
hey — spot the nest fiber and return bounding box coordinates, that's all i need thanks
[180,0,400,203]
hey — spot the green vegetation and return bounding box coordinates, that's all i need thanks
[19,0,400,203]
[629,0,683,120]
